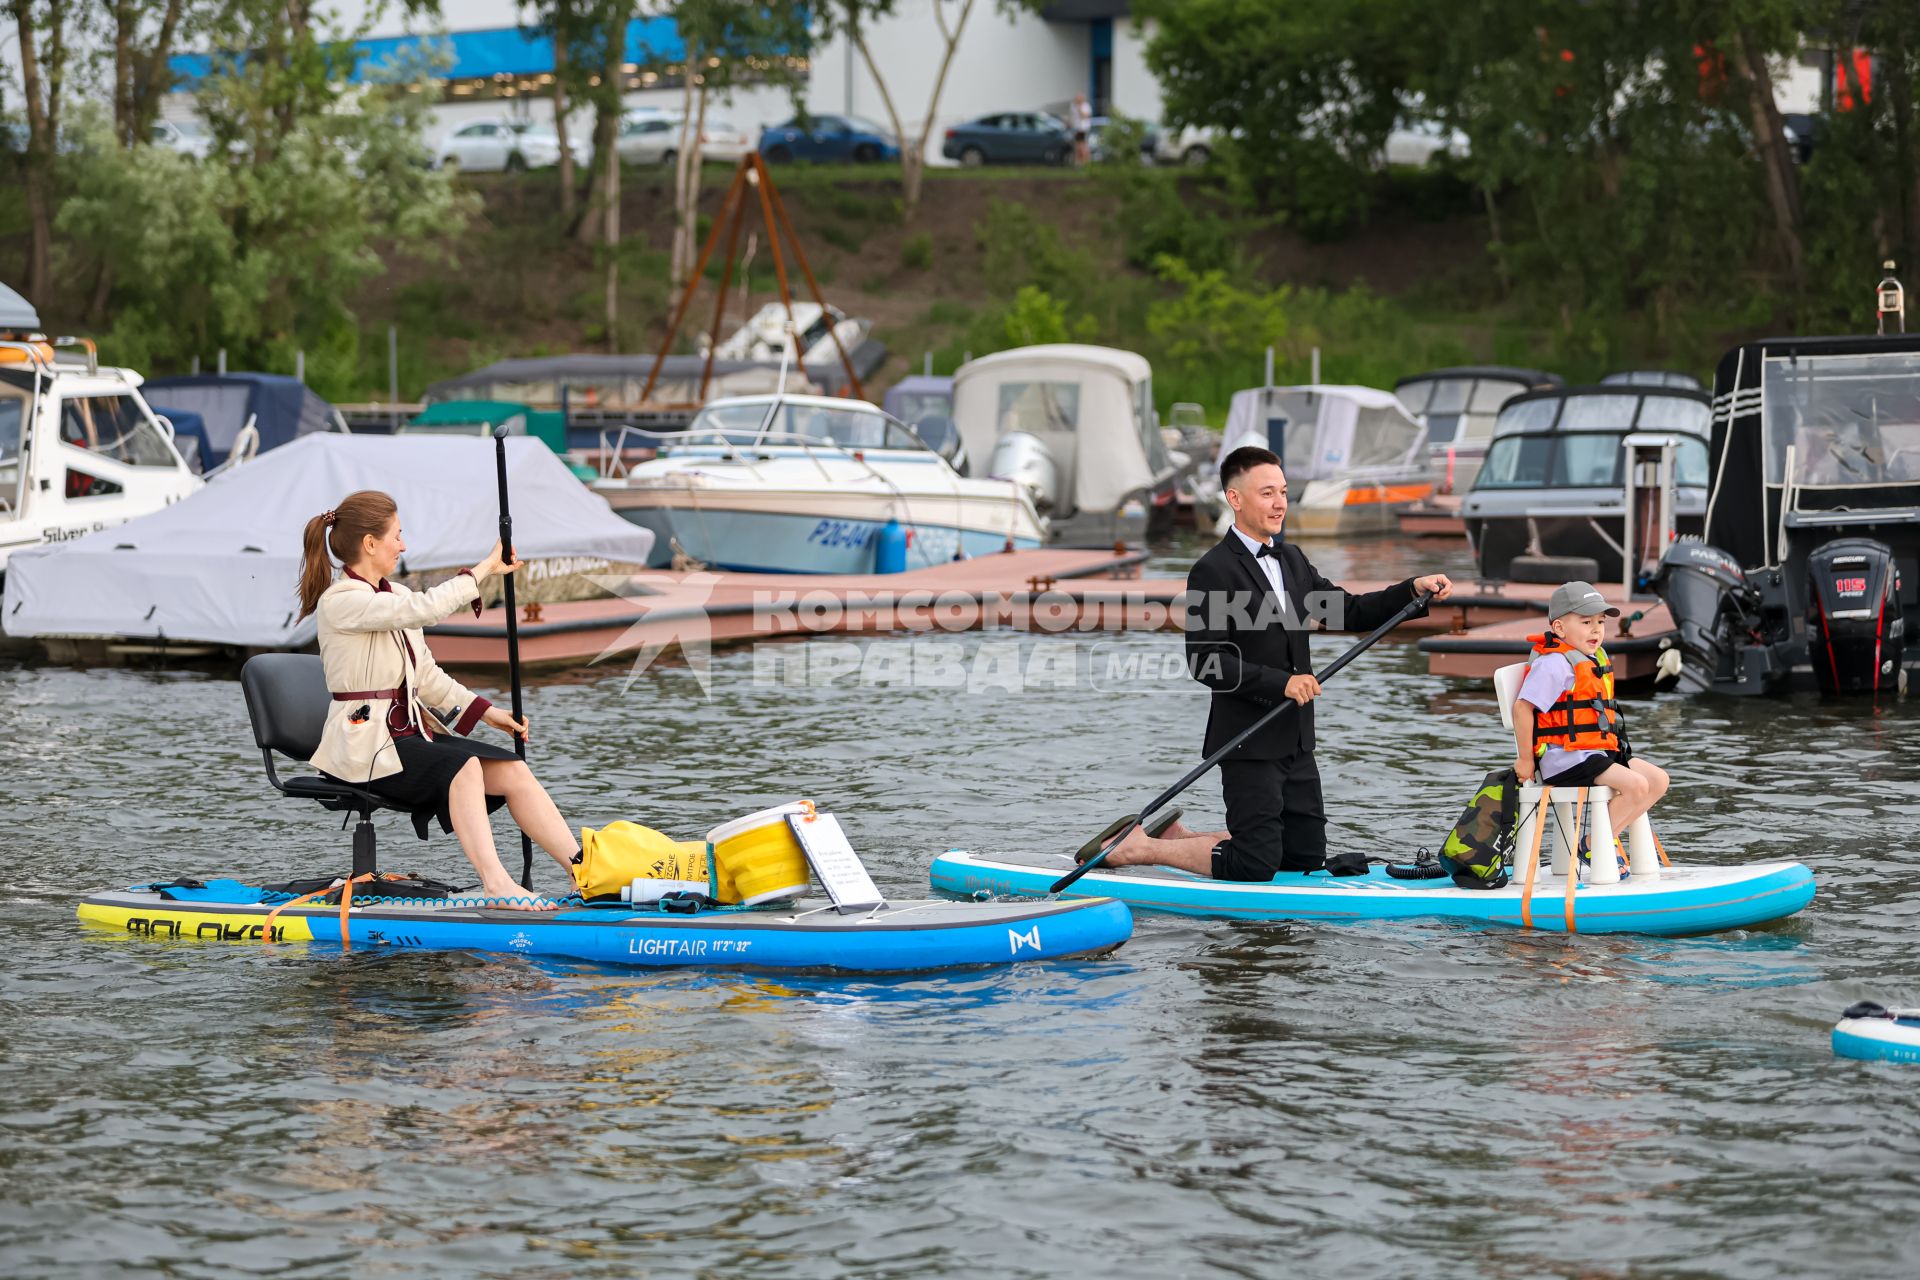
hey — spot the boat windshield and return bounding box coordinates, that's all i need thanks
[1476,431,1709,490]
[1399,376,1526,445]
[1764,351,1920,487]
[58,394,178,467]
[1494,391,1708,436]
[685,401,926,451]
[0,385,25,515]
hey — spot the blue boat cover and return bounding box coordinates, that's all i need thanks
[139,373,342,467]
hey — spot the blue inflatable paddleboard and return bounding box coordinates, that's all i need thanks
[1833,1005,1920,1063]
[78,883,1131,974]
[930,850,1814,937]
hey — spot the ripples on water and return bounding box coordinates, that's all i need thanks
[3,533,1918,1277]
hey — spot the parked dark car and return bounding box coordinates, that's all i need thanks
[1089,115,1159,163]
[759,115,899,164]
[941,112,1071,166]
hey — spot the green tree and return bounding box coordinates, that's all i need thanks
[661,0,810,295]
[57,9,473,392]
[7,0,74,306]
[813,0,1041,217]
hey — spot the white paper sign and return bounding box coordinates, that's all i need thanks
[788,812,886,913]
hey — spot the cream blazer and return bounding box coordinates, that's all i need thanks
[309,572,493,784]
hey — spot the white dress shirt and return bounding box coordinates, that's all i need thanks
[1232,524,1287,603]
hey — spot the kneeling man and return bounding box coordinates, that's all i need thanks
[1108,446,1451,878]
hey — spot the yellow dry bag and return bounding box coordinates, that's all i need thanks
[574,822,733,903]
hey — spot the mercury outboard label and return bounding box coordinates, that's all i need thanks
[1808,536,1902,694]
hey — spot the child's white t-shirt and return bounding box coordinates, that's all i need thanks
[1518,651,1608,778]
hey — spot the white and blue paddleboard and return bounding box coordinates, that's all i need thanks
[78,882,1131,974]
[1832,1005,1920,1063]
[931,850,1815,937]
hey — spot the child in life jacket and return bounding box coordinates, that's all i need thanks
[1512,581,1670,878]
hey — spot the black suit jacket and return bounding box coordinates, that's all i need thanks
[1184,532,1424,759]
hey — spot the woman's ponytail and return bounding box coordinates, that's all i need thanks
[295,491,398,620]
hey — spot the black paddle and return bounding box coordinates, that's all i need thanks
[491,425,534,891]
[1049,588,1434,895]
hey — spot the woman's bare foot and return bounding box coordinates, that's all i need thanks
[481,882,561,912]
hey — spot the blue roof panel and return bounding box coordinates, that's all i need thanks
[169,17,690,86]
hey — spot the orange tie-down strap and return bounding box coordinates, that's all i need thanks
[1565,788,1589,934]
[1520,785,1552,931]
[263,873,379,948]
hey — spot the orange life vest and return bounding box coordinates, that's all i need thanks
[1526,634,1620,754]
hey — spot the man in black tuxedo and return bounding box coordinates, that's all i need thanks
[1106,445,1451,878]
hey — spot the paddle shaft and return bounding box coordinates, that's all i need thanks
[1048,589,1433,895]
[492,426,534,890]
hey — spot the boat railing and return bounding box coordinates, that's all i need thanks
[595,425,929,481]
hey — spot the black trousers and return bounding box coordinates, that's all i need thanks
[1212,754,1327,880]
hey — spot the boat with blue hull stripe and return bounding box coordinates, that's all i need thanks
[930,850,1815,937]
[78,888,1132,974]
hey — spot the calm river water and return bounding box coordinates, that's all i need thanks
[3,534,1918,1278]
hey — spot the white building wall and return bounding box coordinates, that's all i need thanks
[806,2,1088,165]
[1110,15,1162,125]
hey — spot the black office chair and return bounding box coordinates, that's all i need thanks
[240,653,410,885]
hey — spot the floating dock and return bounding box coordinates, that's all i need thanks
[427,549,1591,669]
[1420,587,1677,682]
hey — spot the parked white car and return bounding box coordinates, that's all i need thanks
[434,118,591,173]
[617,112,755,165]
[150,118,213,159]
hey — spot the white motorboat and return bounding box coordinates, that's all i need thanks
[1216,384,1433,536]
[1,285,200,636]
[591,393,1046,572]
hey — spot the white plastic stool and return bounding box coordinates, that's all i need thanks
[1494,662,1661,884]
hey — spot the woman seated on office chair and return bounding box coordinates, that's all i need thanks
[296,489,579,911]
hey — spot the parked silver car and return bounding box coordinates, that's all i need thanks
[434,118,591,173]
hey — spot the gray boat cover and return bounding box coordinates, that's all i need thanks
[2,434,654,647]
[424,342,889,407]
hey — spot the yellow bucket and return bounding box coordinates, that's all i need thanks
[707,802,814,906]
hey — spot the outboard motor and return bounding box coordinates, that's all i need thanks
[1657,542,1754,665]
[988,430,1061,512]
[1807,536,1904,694]
[1654,541,1778,692]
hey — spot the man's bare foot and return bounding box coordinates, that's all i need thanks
[1106,823,1161,864]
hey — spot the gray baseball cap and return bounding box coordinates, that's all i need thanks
[1549,581,1621,619]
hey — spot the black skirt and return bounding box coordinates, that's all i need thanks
[337,734,522,841]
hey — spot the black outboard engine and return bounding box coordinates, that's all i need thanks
[1655,541,1762,689]
[1807,536,1904,694]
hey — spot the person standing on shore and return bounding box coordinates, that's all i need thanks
[1072,93,1093,166]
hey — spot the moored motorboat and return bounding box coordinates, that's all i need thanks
[592,393,1045,573]
[951,344,1176,546]
[1,284,202,643]
[1654,318,1920,695]
[1461,382,1712,582]
[1394,365,1561,494]
[1216,384,1433,536]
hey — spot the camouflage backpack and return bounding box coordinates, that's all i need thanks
[1440,767,1519,890]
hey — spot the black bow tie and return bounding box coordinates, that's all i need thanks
[1256,541,1283,560]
